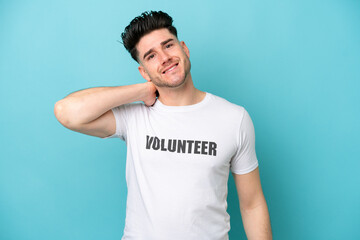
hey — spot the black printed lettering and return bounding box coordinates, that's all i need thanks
[177,140,186,153]
[194,141,201,154]
[153,137,160,150]
[201,141,208,155]
[187,140,194,153]
[145,135,217,156]
[168,139,176,152]
[209,142,217,156]
[160,139,167,151]
[146,135,153,149]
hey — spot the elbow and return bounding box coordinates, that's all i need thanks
[239,187,268,212]
[240,195,268,213]
[54,100,76,129]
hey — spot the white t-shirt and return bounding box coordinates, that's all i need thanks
[104,92,258,240]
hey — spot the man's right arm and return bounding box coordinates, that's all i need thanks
[54,82,157,138]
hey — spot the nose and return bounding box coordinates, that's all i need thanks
[159,50,171,65]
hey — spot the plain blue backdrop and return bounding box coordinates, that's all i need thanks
[1,0,359,239]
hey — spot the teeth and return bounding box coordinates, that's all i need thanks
[168,66,176,72]
[164,64,177,74]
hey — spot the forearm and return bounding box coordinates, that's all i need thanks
[240,200,272,240]
[54,83,151,126]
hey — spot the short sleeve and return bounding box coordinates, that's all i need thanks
[230,108,259,174]
[102,104,128,141]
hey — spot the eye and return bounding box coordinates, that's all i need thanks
[165,43,173,48]
[147,54,155,60]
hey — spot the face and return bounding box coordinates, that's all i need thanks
[136,28,191,88]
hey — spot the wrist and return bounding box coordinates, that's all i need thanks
[137,82,154,102]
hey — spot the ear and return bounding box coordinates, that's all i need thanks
[180,41,190,58]
[138,65,151,82]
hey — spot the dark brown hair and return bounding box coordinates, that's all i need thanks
[121,11,178,62]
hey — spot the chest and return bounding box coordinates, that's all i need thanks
[126,110,239,172]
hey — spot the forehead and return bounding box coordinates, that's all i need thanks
[136,28,177,55]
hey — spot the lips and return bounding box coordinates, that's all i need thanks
[162,63,178,74]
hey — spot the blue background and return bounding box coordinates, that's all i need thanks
[1,0,359,239]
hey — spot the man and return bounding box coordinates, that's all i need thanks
[54,11,272,240]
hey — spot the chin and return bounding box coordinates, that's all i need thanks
[153,74,187,88]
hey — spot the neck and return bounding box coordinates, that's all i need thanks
[157,74,206,106]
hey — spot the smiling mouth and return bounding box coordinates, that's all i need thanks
[162,63,178,74]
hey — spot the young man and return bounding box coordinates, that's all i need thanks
[54,11,272,240]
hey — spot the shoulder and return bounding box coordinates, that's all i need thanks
[207,93,246,117]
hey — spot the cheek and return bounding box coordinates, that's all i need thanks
[143,64,155,74]
[179,50,189,61]
[149,66,159,75]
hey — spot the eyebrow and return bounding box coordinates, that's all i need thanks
[143,38,174,60]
